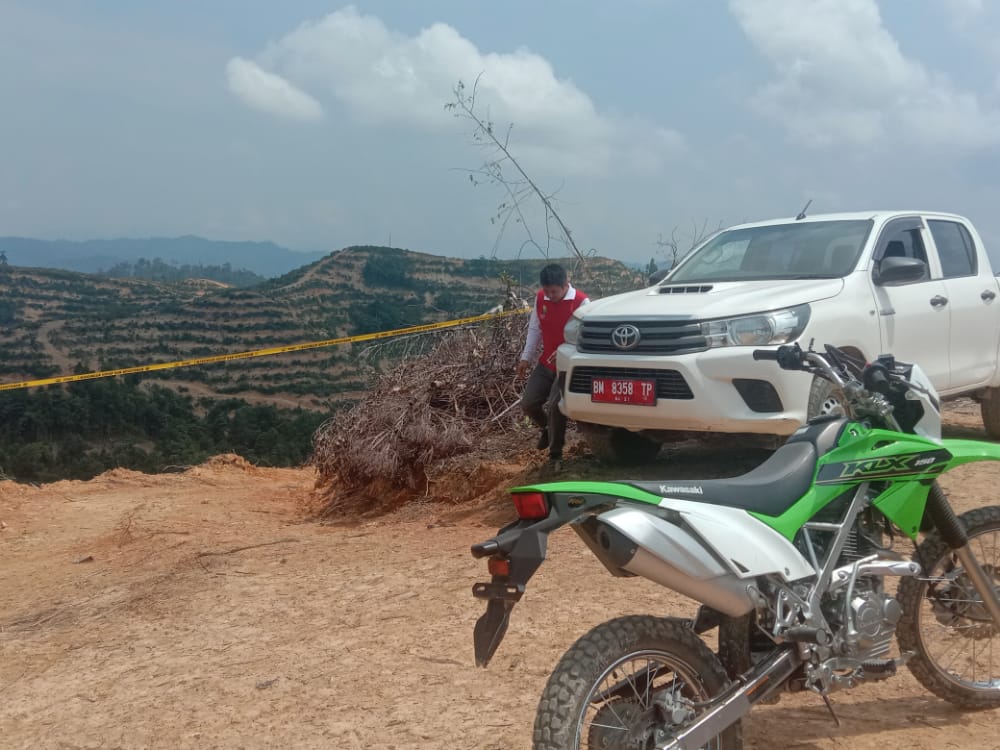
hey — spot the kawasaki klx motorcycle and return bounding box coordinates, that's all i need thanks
[471,343,1000,749]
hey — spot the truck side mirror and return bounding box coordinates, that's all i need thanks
[875,256,927,286]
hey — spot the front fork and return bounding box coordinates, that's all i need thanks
[952,546,1000,624]
[926,482,1000,625]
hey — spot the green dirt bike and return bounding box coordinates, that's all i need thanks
[470,343,1000,749]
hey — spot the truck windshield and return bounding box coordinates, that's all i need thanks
[668,219,874,283]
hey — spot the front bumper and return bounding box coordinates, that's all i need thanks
[557,343,810,435]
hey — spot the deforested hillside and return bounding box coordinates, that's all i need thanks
[0,248,642,409]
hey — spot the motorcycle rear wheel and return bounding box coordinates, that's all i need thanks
[897,505,1000,708]
[533,615,741,750]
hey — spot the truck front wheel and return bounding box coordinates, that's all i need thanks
[578,423,661,465]
[807,376,845,420]
[980,387,1000,440]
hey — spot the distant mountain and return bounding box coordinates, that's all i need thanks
[0,236,327,278]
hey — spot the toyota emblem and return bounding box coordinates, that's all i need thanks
[611,324,642,351]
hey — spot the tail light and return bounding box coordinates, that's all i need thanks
[512,491,549,520]
[487,557,511,577]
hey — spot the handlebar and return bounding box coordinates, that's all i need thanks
[753,344,808,371]
[863,363,891,395]
[754,343,903,431]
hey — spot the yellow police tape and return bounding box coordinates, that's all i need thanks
[0,307,529,392]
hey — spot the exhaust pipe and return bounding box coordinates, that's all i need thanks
[591,507,755,617]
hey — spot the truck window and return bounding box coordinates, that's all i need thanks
[877,227,928,265]
[670,220,872,283]
[928,220,977,278]
[690,239,750,274]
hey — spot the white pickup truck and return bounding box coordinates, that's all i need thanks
[557,211,1000,463]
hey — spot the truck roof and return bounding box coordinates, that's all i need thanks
[730,210,969,230]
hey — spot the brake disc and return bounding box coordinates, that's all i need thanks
[930,564,1000,639]
[587,699,649,750]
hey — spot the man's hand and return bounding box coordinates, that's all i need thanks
[516,359,532,379]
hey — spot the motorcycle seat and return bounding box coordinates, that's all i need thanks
[622,440,817,517]
[622,418,847,516]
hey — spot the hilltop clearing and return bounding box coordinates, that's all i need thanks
[2,401,999,748]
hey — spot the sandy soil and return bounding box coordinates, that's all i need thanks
[3,403,1000,749]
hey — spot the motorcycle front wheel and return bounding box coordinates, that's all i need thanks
[533,615,741,750]
[897,505,1000,708]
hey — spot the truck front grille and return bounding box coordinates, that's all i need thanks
[569,367,694,400]
[578,319,707,355]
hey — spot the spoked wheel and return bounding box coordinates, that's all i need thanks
[533,616,740,749]
[897,506,1000,708]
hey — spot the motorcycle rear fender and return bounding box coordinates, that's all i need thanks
[655,497,815,582]
[471,484,656,667]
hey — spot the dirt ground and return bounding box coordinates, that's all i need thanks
[3,402,1000,749]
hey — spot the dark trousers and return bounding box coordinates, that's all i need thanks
[520,364,566,458]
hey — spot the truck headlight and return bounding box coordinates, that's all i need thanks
[563,316,583,345]
[702,304,810,347]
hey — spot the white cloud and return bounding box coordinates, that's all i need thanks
[730,0,1000,148]
[944,0,984,23]
[226,6,684,175]
[226,57,324,122]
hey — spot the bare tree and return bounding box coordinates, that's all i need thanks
[445,76,587,268]
[655,218,725,271]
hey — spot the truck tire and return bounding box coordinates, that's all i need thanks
[807,376,845,420]
[980,387,1000,440]
[578,423,661,465]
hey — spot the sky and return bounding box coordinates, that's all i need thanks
[2,0,1000,269]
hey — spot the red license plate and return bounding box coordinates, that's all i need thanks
[591,378,657,405]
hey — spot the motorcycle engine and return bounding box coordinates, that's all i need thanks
[822,516,902,660]
[846,588,902,654]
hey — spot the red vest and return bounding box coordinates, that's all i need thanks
[536,287,587,371]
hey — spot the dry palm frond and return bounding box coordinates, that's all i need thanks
[311,313,530,505]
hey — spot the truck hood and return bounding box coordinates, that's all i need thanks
[579,278,845,320]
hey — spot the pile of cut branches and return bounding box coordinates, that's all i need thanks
[311,311,531,514]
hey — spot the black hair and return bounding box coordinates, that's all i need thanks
[539,264,567,286]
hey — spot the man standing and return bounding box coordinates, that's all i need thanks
[517,264,588,468]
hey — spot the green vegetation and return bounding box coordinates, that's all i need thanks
[0,378,328,482]
[348,298,427,335]
[0,299,17,324]
[361,249,415,289]
[100,258,266,287]
[0,245,642,481]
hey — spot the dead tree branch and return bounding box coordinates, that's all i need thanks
[446,74,586,269]
[656,218,725,271]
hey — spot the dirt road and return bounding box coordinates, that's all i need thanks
[2,405,1000,749]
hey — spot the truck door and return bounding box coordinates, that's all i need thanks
[926,218,1000,388]
[870,217,951,390]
